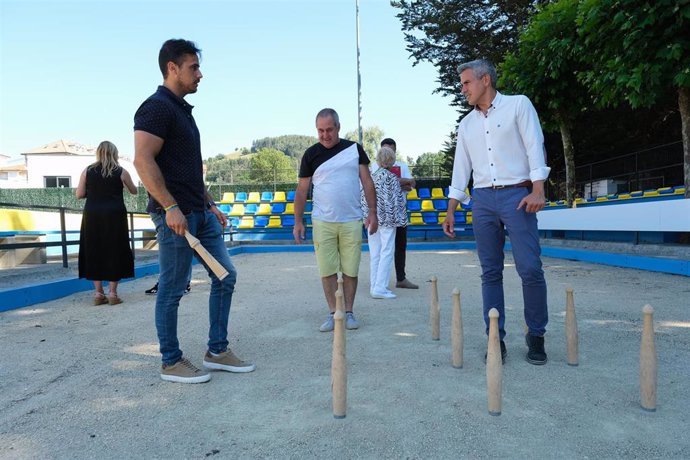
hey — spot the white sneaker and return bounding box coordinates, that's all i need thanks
[319,315,335,332]
[345,312,360,330]
[371,290,396,299]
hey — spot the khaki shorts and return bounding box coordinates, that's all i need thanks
[312,219,363,278]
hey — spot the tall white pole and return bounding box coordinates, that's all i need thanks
[355,0,363,145]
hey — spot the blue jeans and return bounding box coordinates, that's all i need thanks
[471,187,548,339]
[151,210,237,365]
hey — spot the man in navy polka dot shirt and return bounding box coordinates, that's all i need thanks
[134,39,255,384]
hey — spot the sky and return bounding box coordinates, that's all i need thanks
[0,0,459,161]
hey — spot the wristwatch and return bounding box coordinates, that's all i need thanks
[207,200,217,209]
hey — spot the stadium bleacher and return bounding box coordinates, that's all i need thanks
[216,183,684,240]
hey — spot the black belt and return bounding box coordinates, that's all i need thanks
[488,180,532,189]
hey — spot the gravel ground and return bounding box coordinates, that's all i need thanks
[1,248,689,459]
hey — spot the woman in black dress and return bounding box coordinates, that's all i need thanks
[76,141,138,305]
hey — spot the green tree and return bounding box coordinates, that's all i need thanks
[501,0,587,204]
[577,0,690,196]
[391,0,542,108]
[344,125,385,159]
[205,153,252,184]
[251,135,317,161]
[413,151,446,179]
[249,148,297,184]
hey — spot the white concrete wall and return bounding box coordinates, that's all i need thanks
[25,155,141,188]
[537,199,690,232]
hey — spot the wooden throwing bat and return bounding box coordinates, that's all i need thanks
[184,230,229,280]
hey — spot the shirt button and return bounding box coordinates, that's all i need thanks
[491,163,494,166]
[486,131,489,134]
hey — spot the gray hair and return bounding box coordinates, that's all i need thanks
[315,108,340,128]
[377,146,396,169]
[457,59,497,89]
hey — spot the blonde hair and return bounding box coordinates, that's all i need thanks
[90,141,120,177]
[376,146,396,169]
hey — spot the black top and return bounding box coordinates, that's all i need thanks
[133,85,205,214]
[299,139,369,178]
[84,165,125,212]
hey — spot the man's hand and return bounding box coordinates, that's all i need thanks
[442,213,456,238]
[209,205,227,228]
[365,211,378,235]
[165,207,188,236]
[293,221,305,243]
[517,181,546,213]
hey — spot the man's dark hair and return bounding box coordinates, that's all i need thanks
[380,138,396,148]
[158,39,202,78]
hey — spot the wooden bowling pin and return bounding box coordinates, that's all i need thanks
[451,288,463,368]
[430,276,440,340]
[486,308,502,416]
[565,287,579,366]
[640,304,657,412]
[335,279,345,313]
[332,302,347,419]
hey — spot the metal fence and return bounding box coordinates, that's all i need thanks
[547,141,683,199]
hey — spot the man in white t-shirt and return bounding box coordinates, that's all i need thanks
[379,138,418,289]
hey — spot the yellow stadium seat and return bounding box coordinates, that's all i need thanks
[221,192,235,203]
[466,212,472,224]
[431,188,445,199]
[246,192,260,203]
[438,211,447,223]
[229,204,245,216]
[643,191,659,197]
[284,203,295,214]
[256,203,272,215]
[421,200,435,211]
[267,216,282,228]
[238,216,254,228]
[673,186,686,194]
[410,212,423,225]
[618,193,631,199]
[273,191,287,202]
[407,189,419,200]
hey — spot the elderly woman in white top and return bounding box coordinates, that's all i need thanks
[362,146,408,299]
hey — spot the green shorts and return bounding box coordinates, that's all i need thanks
[312,219,363,278]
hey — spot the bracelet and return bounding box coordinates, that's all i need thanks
[164,203,179,212]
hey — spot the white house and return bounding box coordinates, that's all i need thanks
[18,139,141,188]
[0,154,29,188]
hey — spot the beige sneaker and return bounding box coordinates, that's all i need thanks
[160,357,211,384]
[203,349,256,373]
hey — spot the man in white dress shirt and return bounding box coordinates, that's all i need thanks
[442,59,550,365]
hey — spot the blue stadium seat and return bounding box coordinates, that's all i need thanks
[271,202,286,214]
[235,192,247,202]
[407,200,421,212]
[417,188,431,199]
[453,211,466,223]
[305,201,313,212]
[260,191,273,202]
[281,215,295,227]
[244,204,258,215]
[254,216,269,227]
[433,199,448,211]
[229,217,240,228]
[657,187,673,194]
[422,212,438,224]
[286,190,296,201]
[218,204,231,214]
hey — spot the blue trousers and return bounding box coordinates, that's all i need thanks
[472,187,548,339]
[151,210,237,365]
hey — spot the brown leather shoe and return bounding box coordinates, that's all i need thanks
[395,279,419,289]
